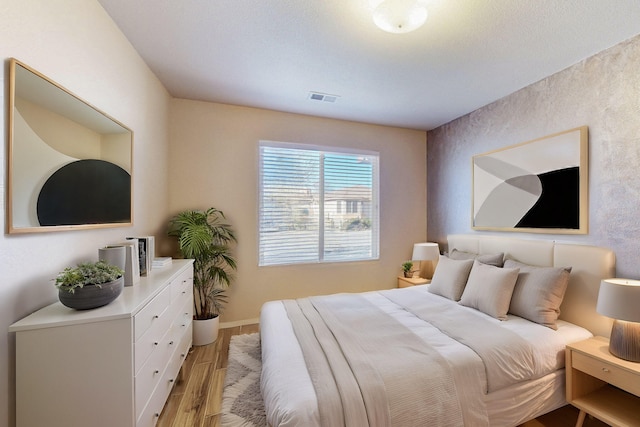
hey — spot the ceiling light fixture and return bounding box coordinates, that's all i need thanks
[370,0,429,34]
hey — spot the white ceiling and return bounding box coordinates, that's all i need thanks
[97,0,640,131]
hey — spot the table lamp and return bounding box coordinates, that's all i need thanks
[412,242,440,279]
[596,278,640,362]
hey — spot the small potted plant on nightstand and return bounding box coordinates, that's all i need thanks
[54,260,124,310]
[402,261,414,278]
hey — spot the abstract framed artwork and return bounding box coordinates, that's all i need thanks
[472,126,588,234]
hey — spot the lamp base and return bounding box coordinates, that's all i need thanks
[609,319,640,362]
[418,260,436,281]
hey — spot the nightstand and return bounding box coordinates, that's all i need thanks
[397,276,430,288]
[566,336,640,427]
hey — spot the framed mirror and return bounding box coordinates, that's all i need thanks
[7,58,133,234]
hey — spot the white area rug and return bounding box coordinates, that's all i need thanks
[221,333,267,427]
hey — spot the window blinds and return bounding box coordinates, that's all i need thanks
[259,141,379,266]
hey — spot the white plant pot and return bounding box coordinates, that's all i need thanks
[192,316,220,346]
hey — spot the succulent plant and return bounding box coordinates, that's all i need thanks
[54,260,124,293]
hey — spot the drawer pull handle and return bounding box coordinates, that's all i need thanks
[182,324,186,327]
[169,341,174,345]
[154,342,159,346]
[155,413,160,418]
[169,378,175,383]
[181,353,186,358]
[154,370,159,374]
[602,367,610,373]
[153,315,159,319]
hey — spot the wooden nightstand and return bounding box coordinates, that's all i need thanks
[566,336,640,427]
[397,276,430,288]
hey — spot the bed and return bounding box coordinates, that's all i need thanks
[259,234,616,426]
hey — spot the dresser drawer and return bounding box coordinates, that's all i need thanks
[572,351,640,396]
[135,329,173,420]
[164,300,192,355]
[177,323,192,361]
[137,333,190,427]
[167,328,193,384]
[171,271,192,301]
[172,298,193,332]
[136,377,169,427]
[167,285,192,322]
[134,305,173,375]
[134,287,171,341]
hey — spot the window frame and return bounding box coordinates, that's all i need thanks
[258,140,380,267]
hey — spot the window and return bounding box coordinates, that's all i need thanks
[259,141,379,266]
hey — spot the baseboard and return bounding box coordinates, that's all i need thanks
[220,317,260,329]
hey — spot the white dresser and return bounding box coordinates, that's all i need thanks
[9,259,194,427]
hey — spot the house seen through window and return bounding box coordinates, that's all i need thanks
[259,141,379,266]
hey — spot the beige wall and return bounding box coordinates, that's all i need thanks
[0,1,172,426]
[427,33,640,280]
[167,99,427,324]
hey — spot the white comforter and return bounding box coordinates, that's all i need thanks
[260,286,589,427]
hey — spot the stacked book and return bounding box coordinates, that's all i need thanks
[126,236,155,276]
[153,257,172,269]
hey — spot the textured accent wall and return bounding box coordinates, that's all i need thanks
[427,33,640,278]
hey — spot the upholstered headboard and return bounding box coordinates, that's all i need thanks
[447,234,616,337]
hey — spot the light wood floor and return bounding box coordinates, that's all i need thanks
[158,324,608,427]
[157,323,260,427]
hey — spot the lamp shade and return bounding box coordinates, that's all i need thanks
[596,279,640,323]
[412,242,439,261]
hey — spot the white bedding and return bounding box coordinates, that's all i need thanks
[260,285,592,427]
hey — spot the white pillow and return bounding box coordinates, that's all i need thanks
[505,259,571,330]
[428,255,474,301]
[459,260,520,320]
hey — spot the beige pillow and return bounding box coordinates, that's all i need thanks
[459,260,520,320]
[428,255,474,301]
[505,259,571,330]
[449,249,505,267]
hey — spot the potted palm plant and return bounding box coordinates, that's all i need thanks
[168,207,237,345]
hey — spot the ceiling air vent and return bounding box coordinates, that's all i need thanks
[309,92,340,103]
